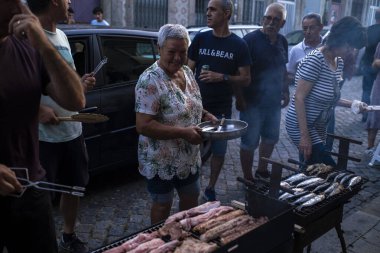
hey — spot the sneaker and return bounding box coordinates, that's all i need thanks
[203,188,216,201]
[59,233,88,253]
[255,170,270,180]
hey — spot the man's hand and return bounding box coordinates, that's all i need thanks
[82,73,96,92]
[198,70,223,83]
[0,164,23,196]
[39,105,59,124]
[9,2,50,50]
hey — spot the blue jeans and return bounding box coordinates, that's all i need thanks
[299,142,336,170]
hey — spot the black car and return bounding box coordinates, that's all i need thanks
[60,25,159,173]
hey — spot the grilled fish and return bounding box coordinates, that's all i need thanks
[326,171,340,182]
[280,181,292,189]
[312,182,332,193]
[284,173,307,184]
[302,180,327,191]
[296,177,324,188]
[298,194,325,209]
[333,172,348,183]
[340,173,356,186]
[328,184,345,198]
[323,182,339,196]
[292,193,317,205]
[348,176,362,190]
[278,188,305,201]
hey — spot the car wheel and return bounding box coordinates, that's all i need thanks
[201,139,212,164]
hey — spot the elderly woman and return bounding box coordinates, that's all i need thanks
[135,24,216,224]
[285,16,366,167]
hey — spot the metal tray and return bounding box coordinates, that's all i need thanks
[198,119,248,141]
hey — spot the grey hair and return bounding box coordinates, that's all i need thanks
[157,24,190,47]
[221,0,234,20]
[302,13,322,25]
[265,3,287,20]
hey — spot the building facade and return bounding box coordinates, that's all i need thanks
[70,0,380,32]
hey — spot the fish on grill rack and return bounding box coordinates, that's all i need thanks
[291,193,317,205]
[296,178,324,188]
[283,173,307,184]
[347,176,362,190]
[298,194,325,209]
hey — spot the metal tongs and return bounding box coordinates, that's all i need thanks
[9,168,85,198]
[91,57,108,76]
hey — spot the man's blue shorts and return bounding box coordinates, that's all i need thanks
[240,106,281,151]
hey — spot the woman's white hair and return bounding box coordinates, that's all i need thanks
[157,24,190,47]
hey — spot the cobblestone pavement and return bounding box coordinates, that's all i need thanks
[52,76,380,252]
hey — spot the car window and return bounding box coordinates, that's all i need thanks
[286,30,304,46]
[231,29,244,38]
[100,36,157,85]
[69,38,90,77]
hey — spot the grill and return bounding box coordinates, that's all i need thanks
[90,198,294,253]
[239,135,367,253]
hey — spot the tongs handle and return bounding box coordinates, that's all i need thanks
[16,177,85,197]
[91,57,108,76]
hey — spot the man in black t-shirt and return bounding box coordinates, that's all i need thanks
[361,9,380,122]
[239,3,289,181]
[188,0,251,201]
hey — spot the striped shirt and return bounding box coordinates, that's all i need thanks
[285,49,344,146]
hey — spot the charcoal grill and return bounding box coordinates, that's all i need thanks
[241,134,367,253]
[90,200,294,253]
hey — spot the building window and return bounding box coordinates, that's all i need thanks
[134,0,168,29]
[243,0,265,25]
[195,0,208,26]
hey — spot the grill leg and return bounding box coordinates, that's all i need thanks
[335,224,347,253]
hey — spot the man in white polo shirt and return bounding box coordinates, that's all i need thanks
[287,13,323,85]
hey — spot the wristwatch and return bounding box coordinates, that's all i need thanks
[223,74,229,82]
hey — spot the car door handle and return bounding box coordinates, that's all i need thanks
[79,106,98,113]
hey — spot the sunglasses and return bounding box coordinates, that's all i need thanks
[263,15,282,24]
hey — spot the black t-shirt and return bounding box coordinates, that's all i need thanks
[0,36,49,180]
[362,24,380,67]
[243,30,288,108]
[188,30,251,115]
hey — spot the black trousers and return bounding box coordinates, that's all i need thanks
[0,188,58,253]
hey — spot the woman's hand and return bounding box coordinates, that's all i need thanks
[203,111,218,124]
[299,134,312,161]
[183,126,203,145]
